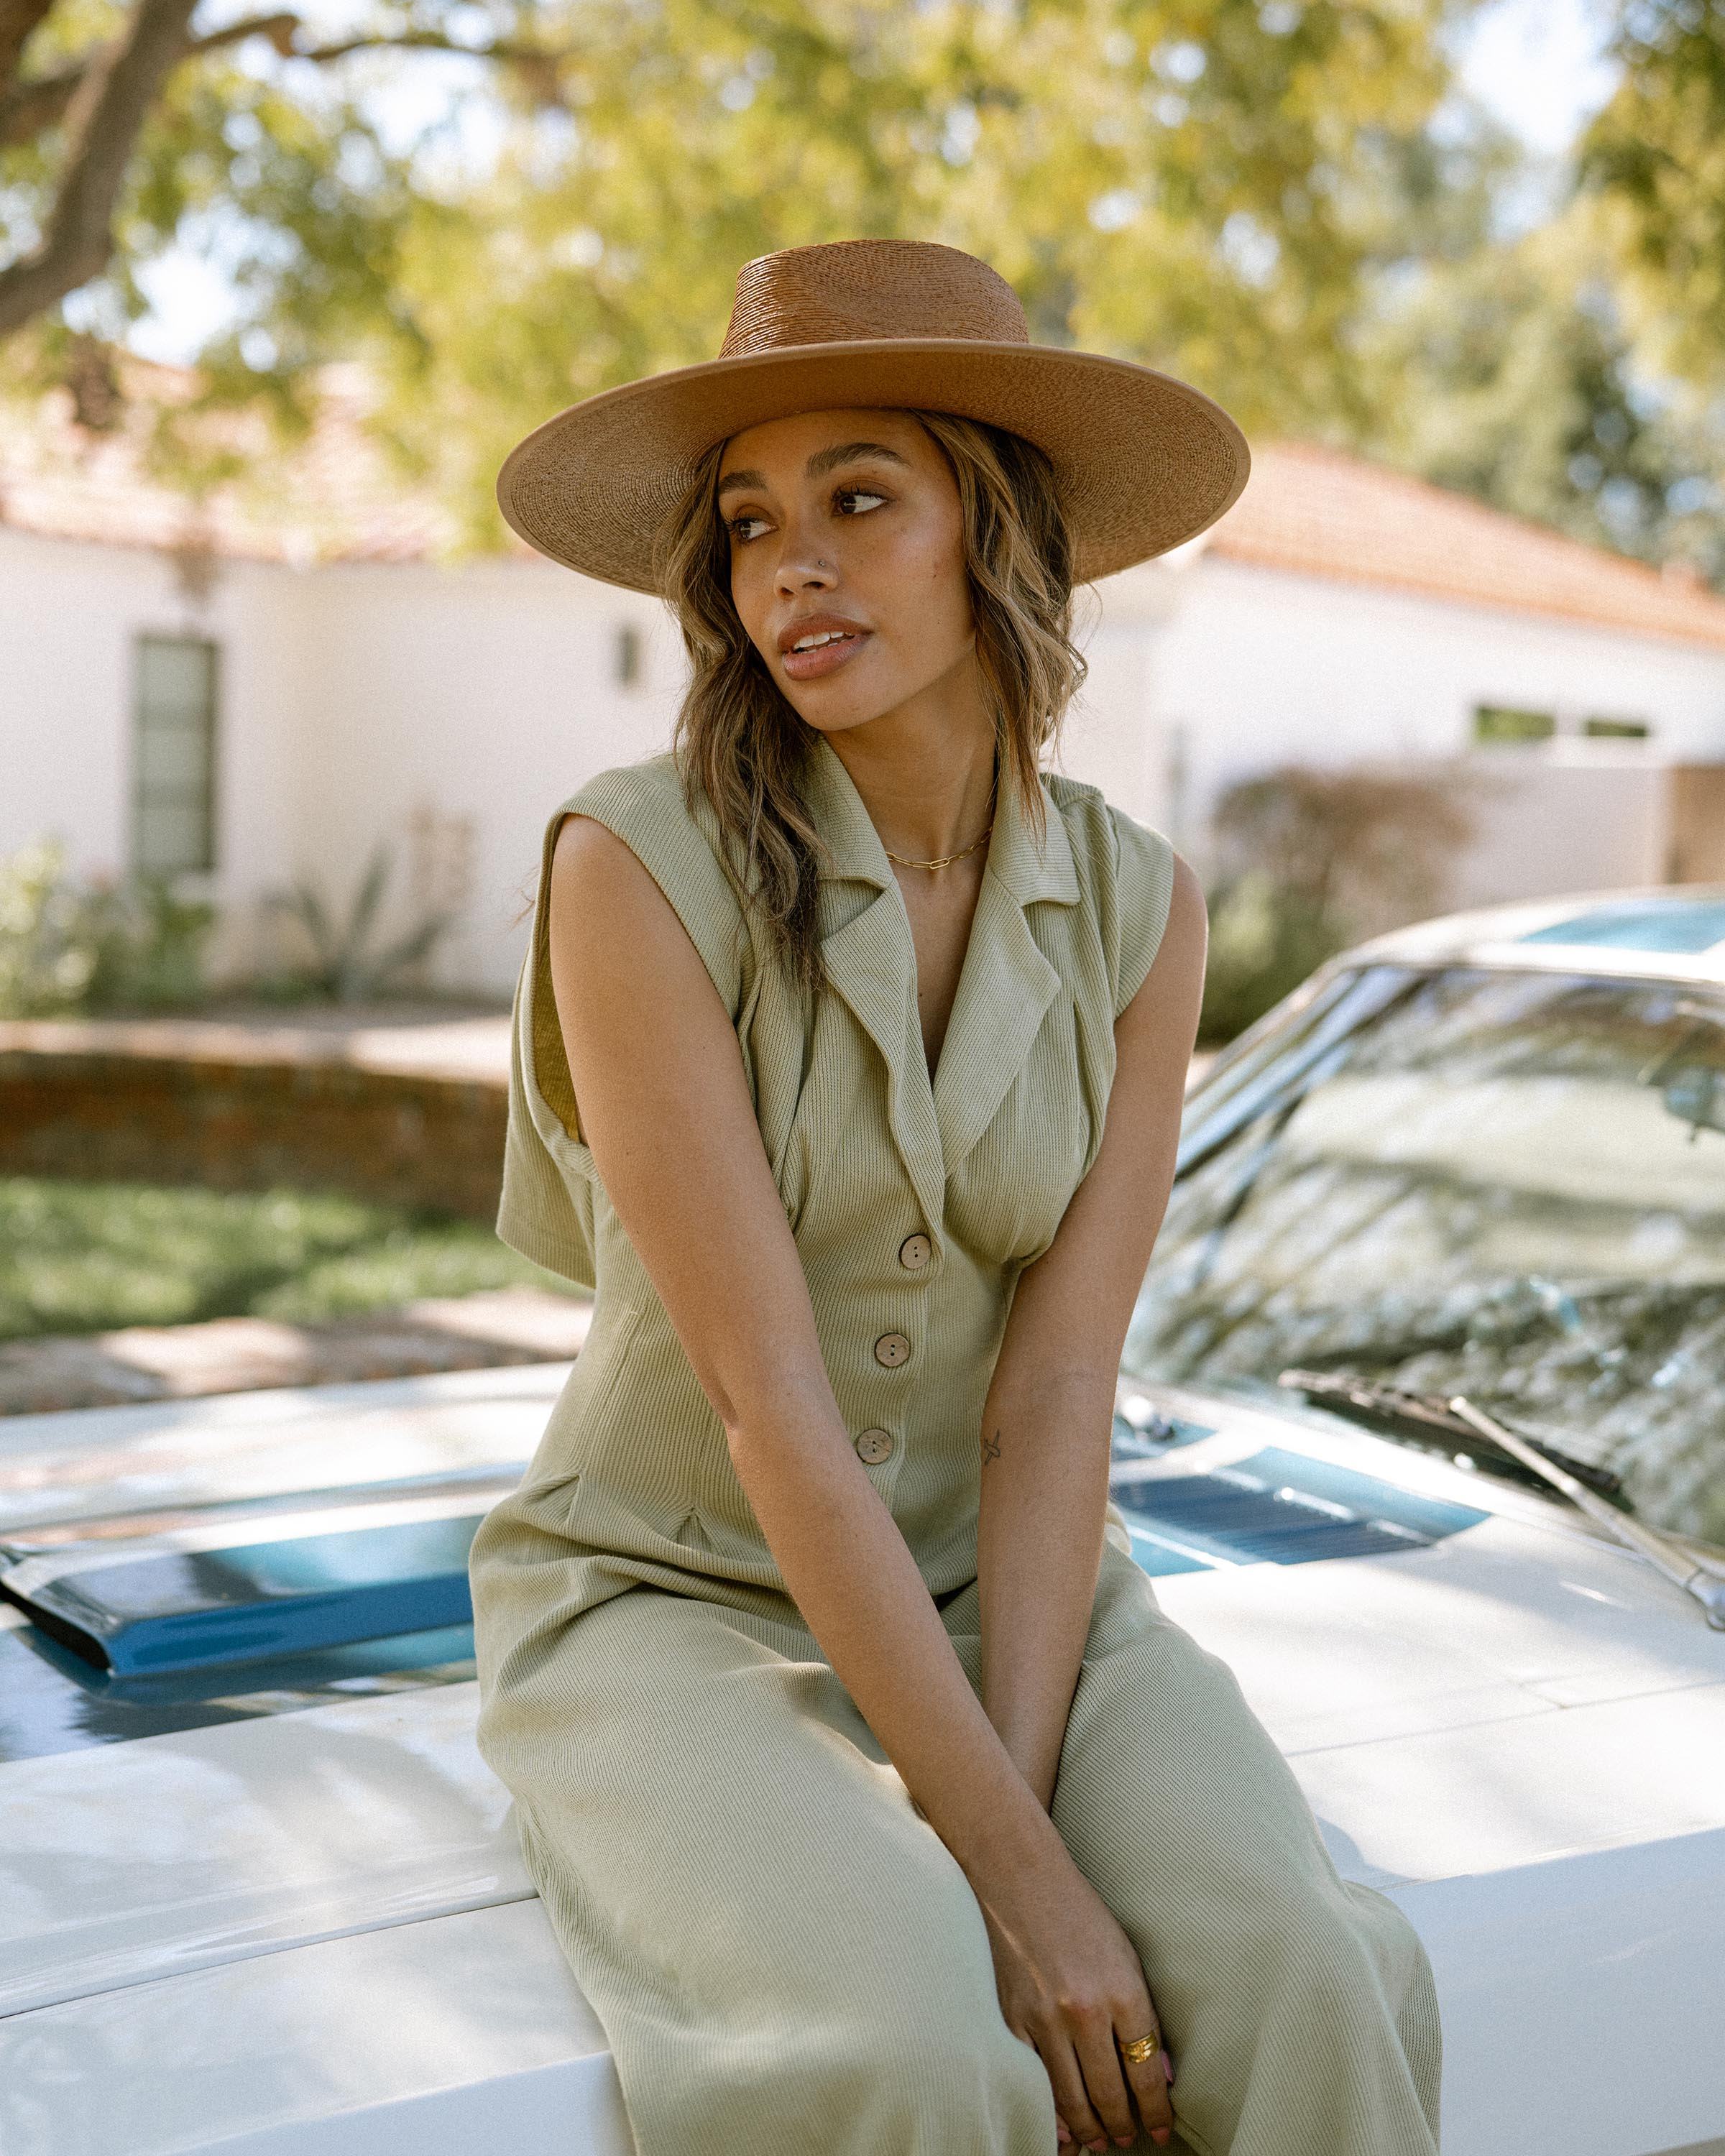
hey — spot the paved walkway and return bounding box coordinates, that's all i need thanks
[0,1004,513,1086]
[0,1289,589,1416]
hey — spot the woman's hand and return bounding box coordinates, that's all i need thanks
[980,1856,1175,2151]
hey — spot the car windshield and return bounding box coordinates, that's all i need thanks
[1126,965,1725,1552]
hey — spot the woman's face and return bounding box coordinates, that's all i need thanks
[717,408,978,738]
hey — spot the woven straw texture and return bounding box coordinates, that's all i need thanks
[469,742,1443,2156]
[496,240,1249,591]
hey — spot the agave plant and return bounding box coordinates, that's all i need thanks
[269,847,457,1004]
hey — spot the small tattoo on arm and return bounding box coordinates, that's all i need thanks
[981,1429,1002,1467]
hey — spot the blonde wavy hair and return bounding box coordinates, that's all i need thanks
[657,412,1087,992]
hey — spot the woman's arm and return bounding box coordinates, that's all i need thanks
[976,857,1208,1809]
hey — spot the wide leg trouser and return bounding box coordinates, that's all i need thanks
[482,1543,1443,2156]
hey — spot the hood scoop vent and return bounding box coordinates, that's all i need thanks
[1112,1446,1485,1572]
[1,1514,482,1677]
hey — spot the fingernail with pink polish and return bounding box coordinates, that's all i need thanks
[1162,2049,1175,2085]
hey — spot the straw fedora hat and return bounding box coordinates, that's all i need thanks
[497,239,1249,593]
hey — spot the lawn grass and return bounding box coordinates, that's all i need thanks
[0,1178,579,1340]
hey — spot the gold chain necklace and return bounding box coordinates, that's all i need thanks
[880,783,998,873]
[882,823,993,872]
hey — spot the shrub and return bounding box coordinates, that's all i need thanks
[1200,766,1473,1044]
[0,842,97,1016]
[0,842,216,1019]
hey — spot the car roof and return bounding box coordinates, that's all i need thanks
[1347,887,1725,987]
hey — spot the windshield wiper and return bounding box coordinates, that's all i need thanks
[1278,1369,1725,1631]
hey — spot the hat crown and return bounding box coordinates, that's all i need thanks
[719,240,1031,359]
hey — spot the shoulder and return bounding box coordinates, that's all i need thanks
[1044,773,1165,880]
[547,755,750,1015]
[552,755,686,876]
[548,755,727,886]
[558,752,692,842]
[1043,774,1195,1016]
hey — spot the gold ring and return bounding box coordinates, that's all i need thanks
[1118,2032,1161,2067]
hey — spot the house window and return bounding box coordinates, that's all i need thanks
[1473,704,1555,745]
[1582,716,1651,740]
[133,635,218,874]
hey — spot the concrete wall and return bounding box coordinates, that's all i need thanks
[1444,752,1676,909]
[2,528,1170,995]
[1438,751,1725,908]
[1,528,314,973]
[256,554,681,991]
[3,527,191,879]
[1,533,682,993]
[1135,555,1725,871]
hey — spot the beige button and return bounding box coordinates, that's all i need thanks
[898,1233,932,1272]
[873,1332,911,1369]
[854,1427,896,1465]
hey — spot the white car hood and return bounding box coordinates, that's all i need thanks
[3,1370,1724,2154]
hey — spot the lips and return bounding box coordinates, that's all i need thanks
[776,613,872,682]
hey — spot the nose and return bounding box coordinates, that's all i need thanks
[773,510,838,598]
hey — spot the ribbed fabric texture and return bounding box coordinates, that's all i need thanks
[471,742,1442,2156]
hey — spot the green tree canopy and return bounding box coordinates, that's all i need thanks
[5,0,1723,579]
[5,0,1469,535]
[369,0,1463,538]
[1581,0,1725,391]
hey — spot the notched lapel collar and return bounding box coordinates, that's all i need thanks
[807,741,947,1233]
[806,743,1083,1208]
[933,780,1080,1169]
[820,893,948,1233]
[932,872,1062,1168]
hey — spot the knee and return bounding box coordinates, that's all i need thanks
[1233,1873,1422,2043]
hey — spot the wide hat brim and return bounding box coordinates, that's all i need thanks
[496,337,1249,593]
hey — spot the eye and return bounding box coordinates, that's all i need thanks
[834,487,888,517]
[726,512,771,544]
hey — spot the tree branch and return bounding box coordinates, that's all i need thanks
[0,0,56,86]
[1,15,561,150]
[0,0,572,339]
[290,26,558,65]
[0,0,200,337]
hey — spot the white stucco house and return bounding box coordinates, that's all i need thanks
[4,365,1724,996]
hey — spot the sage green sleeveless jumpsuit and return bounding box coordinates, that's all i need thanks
[470,742,1443,2156]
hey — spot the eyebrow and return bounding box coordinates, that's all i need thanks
[715,440,911,499]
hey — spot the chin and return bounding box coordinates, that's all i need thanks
[776,671,901,738]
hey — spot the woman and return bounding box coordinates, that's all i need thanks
[472,239,1442,2156]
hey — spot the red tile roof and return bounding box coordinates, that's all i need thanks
[0,358,461,566]
[1208,438,1725,650]
[5,365,1724,648]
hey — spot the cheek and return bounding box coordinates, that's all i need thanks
[867,513,972,641]
[728,554,776,660]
